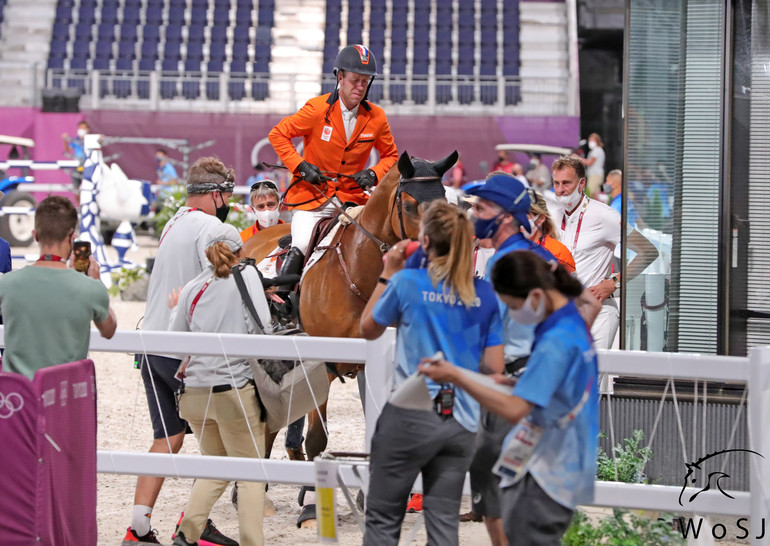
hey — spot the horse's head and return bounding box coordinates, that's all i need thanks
[389,150,458,240]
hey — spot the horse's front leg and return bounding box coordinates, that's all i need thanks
[305,401,329,461]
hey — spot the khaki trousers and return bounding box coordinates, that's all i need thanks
[178,383,266,546]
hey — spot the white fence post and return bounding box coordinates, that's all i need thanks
[364,328,396,452]
[749,347,770,545]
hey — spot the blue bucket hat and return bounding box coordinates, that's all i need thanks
[464,174,532,233]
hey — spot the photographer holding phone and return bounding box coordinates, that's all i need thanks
[359,201,504,546]
[0,196,116,379]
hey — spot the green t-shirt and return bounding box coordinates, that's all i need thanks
[0,266,110,379]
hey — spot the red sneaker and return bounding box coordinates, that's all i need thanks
[406,493,423,513]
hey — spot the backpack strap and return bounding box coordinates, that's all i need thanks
[231,264,266,334]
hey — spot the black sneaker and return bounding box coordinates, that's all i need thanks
[200,519,238,546]
[122,527,162,544]
[171,530,197,546]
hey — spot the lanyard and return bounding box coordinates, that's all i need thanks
[189,276,214,321]
[561,200,588,252]
[159,207,200,247]
[556,376,594,429]
[37,254,65,263]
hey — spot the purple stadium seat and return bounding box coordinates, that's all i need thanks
[412,60,429,74]
[184,59,201,71]
[232,42,248,61]
[258,6,274,24]
[230,60,246,72]
[435,28,451,45]
[211,25,227,43]
[97,24,115,41]
[188,24,206,42]
[113,76,132,98]
[72,40,89,56]
[254,43,271,62]
[75,23,92,40]
[233,26,250,42]
[237,0,253,6]
[253,59,268,73]
[229,80,245,100]
[206,76,220,99]
[255,25,271,45]
[50,38,67,57]
[252,81,268,100]
[95,39,113,57]
[93,56,110,70]
[48,57,65,69]
[182,78,200,99]
[161,77,179,98]
[70,57,88,69]
[214,8,230,25]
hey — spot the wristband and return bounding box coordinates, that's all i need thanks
[378,277,389,285]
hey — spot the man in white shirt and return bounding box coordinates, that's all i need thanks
[551,156,658,352]
[123,157,237,545]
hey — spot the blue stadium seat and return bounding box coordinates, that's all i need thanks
[435,28,451,45]
[93,57,110,70]
[208,59,224,72]
[168,6,185,23]
[254,43,271,62]
[161,77,179,99]
[368,81,383,103]
[143,25,160,41]
[252,81,268,100]
[163,42,181,60]
[78,5,96,24]
[206,76,220,100]
[187,24,205,42]
[145,5,163,24]
[113,76,132,98]
[120,24,138,41]
[52,23,69,40]
[458,45,474,64]
[101,6,118,24]
[75,23,92,40]
[258,7,273,26]
[72,41,90,57]
[211,25,227,43]
[190,8,207,24]
[95,39,113,57]
[49,40,67,58]
[412,60,429,74]
[123,0,142,7]
[230,60,246,72]
[115,57,133,70]
[187,42,204,60]
[236,0,253,6]
[165,25,183,42]
[458,27,473,44]
[436,10,452,26]
[214,8,230,25]
[47,57,65,70]
[457,61,474,75]
[232,42,248,60]
[182,77,200,100]
[122,6,140,24]
[229,80,246,100]
[253,59,269,73]
[210,42,226,60]
[69,57,88,69]
[236,6,253,25]
[138,58,156,71]
[161,58,179,71]
[140,42,159,59]
[233,26,250,42]
[55,5,73,23]
[255,25,271,45]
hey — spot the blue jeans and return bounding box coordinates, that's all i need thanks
[285,416,305,449]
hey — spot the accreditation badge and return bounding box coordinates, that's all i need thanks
[321,126,333,142]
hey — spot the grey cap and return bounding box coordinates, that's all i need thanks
[205,223,243,252]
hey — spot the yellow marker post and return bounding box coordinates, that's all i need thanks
[315,459,339,542]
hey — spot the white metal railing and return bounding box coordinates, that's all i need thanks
[42,68,572,116]
[2,327,766,542]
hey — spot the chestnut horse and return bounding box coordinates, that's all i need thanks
[242,150,456,520]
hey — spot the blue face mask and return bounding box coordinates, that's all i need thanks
[473,214,502,240]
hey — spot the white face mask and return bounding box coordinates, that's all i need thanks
[254,208,280,228]
[588,140,597,150]
[77,128,88,138]
[556,184,583,210]
[508,290,546,325]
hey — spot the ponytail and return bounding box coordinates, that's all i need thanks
[491,250,582,299]
[206,241,239,278]
[421,200,476,307]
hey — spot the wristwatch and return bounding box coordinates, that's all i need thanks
[610,273,620,290]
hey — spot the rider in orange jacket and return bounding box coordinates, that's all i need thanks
[268,45,398,277]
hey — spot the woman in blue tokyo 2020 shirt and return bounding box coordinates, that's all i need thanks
[420,250,599,546]
[360,200,504,546]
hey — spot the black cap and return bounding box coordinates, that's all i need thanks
[334,45,377,77]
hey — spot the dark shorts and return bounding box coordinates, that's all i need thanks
[137,353,187,440]
[501,473,574,545]
[469,409,514,517]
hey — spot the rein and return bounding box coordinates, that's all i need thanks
[391,175,444,241]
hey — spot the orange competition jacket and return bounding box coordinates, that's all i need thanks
[269,93,398,210]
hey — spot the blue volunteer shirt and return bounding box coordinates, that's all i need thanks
[501,301,599,509]
[485,233,557,362]
[372,268,504,433]
[158,162,179,199]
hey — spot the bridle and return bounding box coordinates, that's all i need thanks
[390,175,445,242]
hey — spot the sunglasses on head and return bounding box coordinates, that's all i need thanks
[250,180,278,192]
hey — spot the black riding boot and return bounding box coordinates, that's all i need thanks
[278,246,304,290]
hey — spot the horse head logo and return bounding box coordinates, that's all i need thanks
[678,449,763,506]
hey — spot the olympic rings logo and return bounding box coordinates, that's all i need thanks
[0,392,24,419]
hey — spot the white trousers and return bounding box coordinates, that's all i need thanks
[591,298,619,394]
[289,197,341,255]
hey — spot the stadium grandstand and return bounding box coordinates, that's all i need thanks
[0,0,577,117]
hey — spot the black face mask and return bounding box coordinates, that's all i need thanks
[214,193,230,223]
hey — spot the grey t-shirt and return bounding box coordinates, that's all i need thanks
[143,207,227,332]
[0,266,110,379]
[169,265,272,388]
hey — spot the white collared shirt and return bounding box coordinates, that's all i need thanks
[340,100,359,142]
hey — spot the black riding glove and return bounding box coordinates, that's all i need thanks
[297,161,323,186]
[353,169,377,190]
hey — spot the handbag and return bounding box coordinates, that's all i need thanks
[231,263,330,432]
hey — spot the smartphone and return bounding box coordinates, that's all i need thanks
[73,241,91,274]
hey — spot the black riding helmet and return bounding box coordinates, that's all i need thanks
[326,45,378,112]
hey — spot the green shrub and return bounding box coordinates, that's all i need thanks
[596,429,652,483]
[108,266,147,297]
[154,187,251,233]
